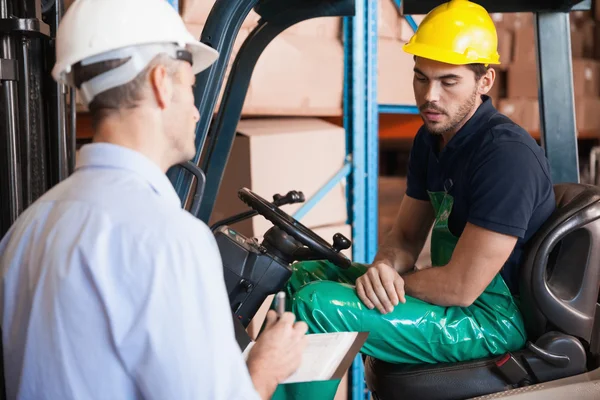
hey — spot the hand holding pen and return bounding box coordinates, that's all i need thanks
[276,291,286,318]
[246,291,309,396]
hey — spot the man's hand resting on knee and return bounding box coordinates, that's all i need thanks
[246,311,308,399]
[356,262,406,314]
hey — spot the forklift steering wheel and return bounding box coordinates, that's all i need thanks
[238,188,352,269]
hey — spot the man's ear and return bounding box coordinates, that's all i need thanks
[478,67,496,95]
[149,64,173,109]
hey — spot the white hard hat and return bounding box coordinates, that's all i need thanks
[52,0,219,106]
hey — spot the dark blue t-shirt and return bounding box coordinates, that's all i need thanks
[406,96,556,294]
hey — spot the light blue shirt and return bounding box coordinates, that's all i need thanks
[0,143,261,400]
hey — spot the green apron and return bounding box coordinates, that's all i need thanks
[271,189,527,400]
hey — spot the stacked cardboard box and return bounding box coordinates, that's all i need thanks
[496,11,600,134]
[377,1,423,106]
[182,0,344,117]
[210,118,349,240]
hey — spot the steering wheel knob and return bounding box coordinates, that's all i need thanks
[333,233,351,252]
[272,190,305,206]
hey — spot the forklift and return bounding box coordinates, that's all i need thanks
[1,0,600,399]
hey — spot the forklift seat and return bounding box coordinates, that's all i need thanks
[365,183,600,400]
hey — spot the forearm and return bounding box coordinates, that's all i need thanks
[403,266,471,307]
[247,362,278,400]
[373,231,423,274]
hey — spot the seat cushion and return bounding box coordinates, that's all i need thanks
[364,355,515,400]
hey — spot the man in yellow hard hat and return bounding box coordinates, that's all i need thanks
[273,1,556,399]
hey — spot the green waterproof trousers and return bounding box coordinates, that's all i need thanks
[271,190,527,400]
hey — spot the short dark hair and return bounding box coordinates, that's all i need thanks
[73,54,179,130]
[466,63,490,80]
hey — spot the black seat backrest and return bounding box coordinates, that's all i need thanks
[519,183,600,351]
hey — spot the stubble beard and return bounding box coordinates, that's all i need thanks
[425,89,479,136]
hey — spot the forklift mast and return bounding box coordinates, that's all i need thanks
[0,0,74,238]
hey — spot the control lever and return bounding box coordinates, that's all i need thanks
[210,190,305,232]
[526,341,570,368]
[333,233,351,252]
[273,190,305,206]
[292,233,352,261]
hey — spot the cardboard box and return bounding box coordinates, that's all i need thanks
[191,27,343,116]
[211,118,348,239]
[576,97,600,131]
[498,98,540,133]
[571,24,585,59]
[241,35,344,116]
[507,59,600,99]
[571,10,593,25]
[399,15,425,42]
[497,28,513,67]
[514,21,590,62]
[506,62,537,98]
[378,0,402,39]
[182,0,260,28]
[572,59,600,98]
[378,38,416,105]
[491,12,533,31]
[513,25,535,64]
[581,20,596,59]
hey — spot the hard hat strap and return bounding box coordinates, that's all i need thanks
[79,43,189,106]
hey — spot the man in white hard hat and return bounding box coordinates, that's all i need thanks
[0,1,307,399]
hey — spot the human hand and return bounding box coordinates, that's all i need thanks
[356,261,406,314]
[247,311,308,399]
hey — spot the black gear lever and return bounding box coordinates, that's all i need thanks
[332,233,351,252]
[210,190,305,232]
[273,190,305,206]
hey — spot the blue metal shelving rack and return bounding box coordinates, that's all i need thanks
[342,1,378,398]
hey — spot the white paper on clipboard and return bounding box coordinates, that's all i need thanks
[243,331,369,384]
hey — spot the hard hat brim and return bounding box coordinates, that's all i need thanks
[187,40,220,75]
[51,38,220,86]
[403,41,500,66]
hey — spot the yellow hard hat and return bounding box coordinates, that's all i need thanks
[403,0,500,65]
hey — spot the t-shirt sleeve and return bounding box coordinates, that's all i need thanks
[467,139,551,238]
[405,129,430,201]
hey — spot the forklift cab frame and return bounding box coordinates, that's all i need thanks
[0,0,599,399]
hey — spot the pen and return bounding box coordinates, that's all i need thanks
[276,291,286,318]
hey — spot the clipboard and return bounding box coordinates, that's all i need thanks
[241,330,369,384]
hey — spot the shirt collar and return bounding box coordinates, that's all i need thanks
[75,143,183,208]
[425,95,497,152]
